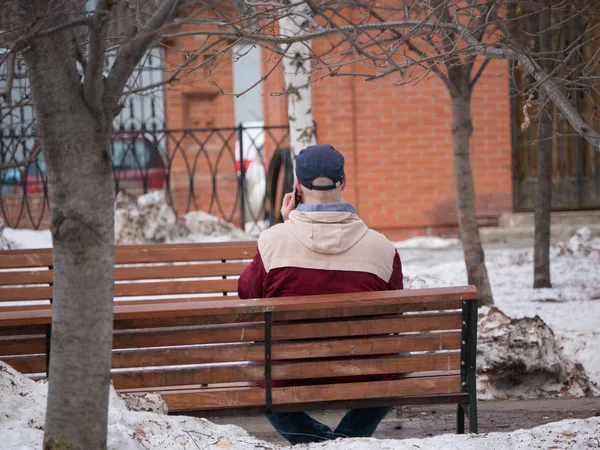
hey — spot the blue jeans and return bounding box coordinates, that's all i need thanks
[265,353,410,445]
[266,407,392,445]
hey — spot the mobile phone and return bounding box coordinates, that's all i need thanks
[294,187,302,206]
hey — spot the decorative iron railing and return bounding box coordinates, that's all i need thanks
[0,124,293,235]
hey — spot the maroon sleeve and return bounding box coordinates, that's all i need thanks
[387,250,404,290]
[238,250,267,299]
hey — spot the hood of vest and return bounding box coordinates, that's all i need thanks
[284,210,369,255]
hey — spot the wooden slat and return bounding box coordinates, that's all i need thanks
[0,278,240,301]
[111,313,462,349]
[0,324,47,336]
[0,286,52,301]
[110,353,459,389]
[0,287,477,327]
[113,304,419,329]
[0,262,249,286]
[0,242,257,269]
[160,383,264,410]
[119,381,257,394]
[113,242,257,264]
[114,262,248,281]
[0,270,52,285]
[0,251,52,269]
[114,279,240,297]
[111,332,462,368]
[273,374,462,405]
[109,287,474,320]
[157,374,461,411]
[2,354,46,374]
[0,334,46,356]
[164,393,469,417]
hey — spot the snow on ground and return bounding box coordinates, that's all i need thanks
[2,361,599,450]
[398,227,600,398]
[1,225,52,249]
[394,236,461,249]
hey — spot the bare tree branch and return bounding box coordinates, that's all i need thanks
[469,57,490,90]
[103,0,182,115]
[84,0,115,125]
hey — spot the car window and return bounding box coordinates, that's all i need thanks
[112,140,151,169]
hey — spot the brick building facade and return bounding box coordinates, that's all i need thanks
[1,39,515,238]
[263,51,513,239]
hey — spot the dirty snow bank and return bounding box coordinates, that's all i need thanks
[0,361,266,450]
[0,191,252,249]
[400,227,600,399]
[2,361,599,450]
[115,190,250,244]
[476,307,594,400]
[0,216,52,249]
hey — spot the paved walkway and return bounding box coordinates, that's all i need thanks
[209,397,600,445]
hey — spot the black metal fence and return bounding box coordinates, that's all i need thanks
[0,124,293,235]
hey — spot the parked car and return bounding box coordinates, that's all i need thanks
[111,134,167,192]
[22,135,166,194]
[0,167,23,196]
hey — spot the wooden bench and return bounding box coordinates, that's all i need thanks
[0,242,479,434]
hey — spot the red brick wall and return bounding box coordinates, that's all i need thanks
[263,48,513,239]
[163,33,241,225]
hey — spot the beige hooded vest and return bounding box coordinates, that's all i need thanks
[258,210,397,282]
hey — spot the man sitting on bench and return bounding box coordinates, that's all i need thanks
[238,144,404,445]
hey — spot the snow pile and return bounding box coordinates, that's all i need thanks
[115,191,177,244]
[1,191,251,248]
[169,210,249,243]
[553,226,600,257]
[115,190,250,245]
[0,217,13,250]
[118,392,168,414]
[397,227,600,400]
[0,217,52,250]
[476,307,595,400]
[2,361,600,450]
[0,361,269,450]
[394,236,461,249]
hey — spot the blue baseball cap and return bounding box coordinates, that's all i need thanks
[296,144,345,191]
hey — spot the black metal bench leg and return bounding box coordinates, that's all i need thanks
[456,404,465,434]
[45,324,51,377]
[468,396,478,434]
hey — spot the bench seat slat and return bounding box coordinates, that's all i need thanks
[110,353,460,389]
[150,374,462,412]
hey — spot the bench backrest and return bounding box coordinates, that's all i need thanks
[0,282,478,414]
[0,241,257,305]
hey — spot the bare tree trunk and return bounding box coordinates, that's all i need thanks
[534,94,553,288]
[451,94,494,306]
[533,3,553,288]
[279,4,317,155]
[18,3,115,448]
